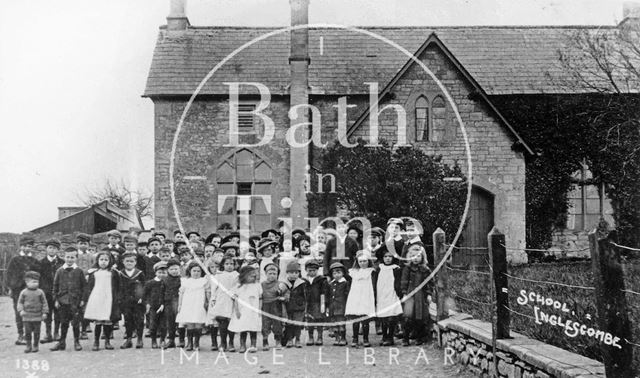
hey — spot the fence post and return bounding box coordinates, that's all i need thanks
[434,227,448,321]
[588,222,634,377]
[488,226,509,339]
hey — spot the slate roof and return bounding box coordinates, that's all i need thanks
[143,25,624,97]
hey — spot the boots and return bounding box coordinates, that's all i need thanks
[120,338,133,349]
[363,335,371,347]
[50,341,65,351]
[351,336,359,347]
[262,337,270,351]
[210,330,218,351]
[74,339,82,351]
[248,333,257,353]
[194,332,200,351]
[336,330,347,346]
[306,330,315,346]
[163,338,176,349]
[151,337,159,349]
[315,329,323,346]
[24,335,32,353]
[136,336,143,349]
[53,330,60,341]
[238,332,247,353]
[92,340,100,351]
[15,334,25,345]
[178,328,186,348]
[32,339,39,353]
[185,330,194,351]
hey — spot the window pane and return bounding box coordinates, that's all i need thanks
[416,108,427,119]
[236,150,253,166]
[416,116,427,141]
[218,183,234,195]
[416,96,428,108]
[255,162,272,181]
[432,95,445,108]
[237,183,252,195]
[254,183,271,195]
[218,195,236,215]
[586,198,600,214]
[253,195,271,215]
[237,164,253,181]
[217,162,234,181]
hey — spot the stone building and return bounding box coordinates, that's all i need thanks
[144,0,634,264]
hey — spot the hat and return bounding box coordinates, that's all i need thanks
[249,235,261,247]
[45,238,61,249]
[370,227,385,238]
[261,229,279,238]
[286,261,301,272]
[166,259,180,268]
[407,240,425,249]
[138,241,148,247]
[173,230,183,236]
[221,241,239,250]
[147,237,161,245]
[186,231,201,239]
[204,233,221,244]
[24,271,40,281]
[386,218,404,228]
[305,260,320,270]
[152,231,166,238]
[121,251,137,259]
[64,246,78,253]
[76,233,91,243]
[292,228,306,238]
[106,229,122,238]
[213,248,225,255]
[123,235,138,244]
[153,261,168,271]
[329,262,346,274]
[174,240,187,247]
[346,224,363,239]
[263,263,279,273]
[19,235,35,246]
[221,232,240,244]
[257,238,278,252]
[159,246,172,254]
[178,247,192,255]
[164,239,174,244]
[194,248,205,256]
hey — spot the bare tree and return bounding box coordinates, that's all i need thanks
[77,179,153,230]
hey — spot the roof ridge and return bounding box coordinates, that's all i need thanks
[182,24,617,30]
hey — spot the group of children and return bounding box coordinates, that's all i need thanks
[7,217,435,354]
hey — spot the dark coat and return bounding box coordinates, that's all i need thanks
[162,275,181,302]
[322,236,358,275]
[53,266,86,306]
[143,278,165,310]
[400,264,433,320]
[285,278,308,314]
[328,278,350,317]
[7,254,39,292]
[374,264,403,300]
[117,268,145,304]
[84,269,120,322]
[146,255,161,280]
[38,256,64,295]
[305,275,330,319]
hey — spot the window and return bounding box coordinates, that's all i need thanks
[432,95,446,141]
[216,149,272,232]
[566,161,614,231]
[237,103,255,130]
[415,96,429,141]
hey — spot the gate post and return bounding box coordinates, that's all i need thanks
[488,226,509,339]
[434,227,449,321]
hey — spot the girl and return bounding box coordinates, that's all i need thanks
[344,250,377,347]
[205,259,221,350]
[176,261,210,351]
[208,254,239,352]
[400,243,434,346]
[229,266,262,353]
[83,251,120,351]
[375,249,403,346]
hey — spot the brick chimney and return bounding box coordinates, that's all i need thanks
[167,0,189,31]
[288,0,310,229]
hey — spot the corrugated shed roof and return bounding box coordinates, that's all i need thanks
[143,25,625,97]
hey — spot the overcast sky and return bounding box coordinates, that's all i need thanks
[0,0,627,232]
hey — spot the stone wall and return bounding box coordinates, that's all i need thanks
[438,314,605,378]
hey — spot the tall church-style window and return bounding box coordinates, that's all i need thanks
[216,149,272,232]
[566,161,614,231]
[431,95,446,141]
[415,96,429,141]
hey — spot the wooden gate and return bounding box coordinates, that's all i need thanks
[454,186,494,267]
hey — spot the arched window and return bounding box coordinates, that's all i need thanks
[415,96,429,141]
[566,161,614,230]
[432,95,446,141]
[216,149,272,232]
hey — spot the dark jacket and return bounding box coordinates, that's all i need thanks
[305,275,330,319]
[285,277,308,314]
[328,278,350,317]
[143,278,165,310]
[374,264,403,300]
[7,254,39,292]
[84,269,120,322]
[53,265,86,306]
[39,256,64,295]
[323,236,358,275]
[162,275,181,303]
[146,255,161,280]
[117,268,145,304]
[400,264,434,320]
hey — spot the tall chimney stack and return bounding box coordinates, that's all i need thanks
[167,0,189,31]
[288,0,310,229]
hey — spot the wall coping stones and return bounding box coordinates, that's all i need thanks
[438,315,605,378]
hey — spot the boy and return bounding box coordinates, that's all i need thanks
[261,263,288,350]
[283,261,308,348]
[76,233,93,340]
[158,246,172,263]
[329,262,350,346]
[118,251,145,349]
[164,239,175,257]
[87,243,98,256]
[152,231,166,243]
[162,259,182,349]
[258,238,278,282]
[304,261,329,346]
[123,235,149,277]
[106,229,124,254]
[38,239,63,343]
[7,234,39,345]
[138,241,149,257]
[17,271,49,353]
[144,261,167,349]
[50,248,86,351]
